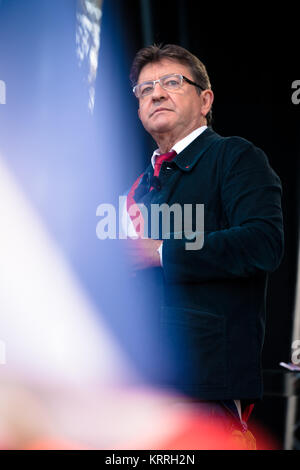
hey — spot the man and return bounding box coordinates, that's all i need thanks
[124,44,284,445]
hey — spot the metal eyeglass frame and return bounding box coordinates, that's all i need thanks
[133,73,204,98]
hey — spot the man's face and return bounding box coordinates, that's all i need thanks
[137,59,207,141]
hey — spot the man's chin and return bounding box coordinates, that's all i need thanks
[148,122,175,135]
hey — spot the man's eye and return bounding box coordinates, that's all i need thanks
[141,85,153,95]
[165,79,179,87]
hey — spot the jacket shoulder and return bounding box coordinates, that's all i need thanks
[210,132,271,173]
[210,131,255,152]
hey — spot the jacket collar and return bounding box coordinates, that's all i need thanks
[142,127,222,179]
[172,127,222,172]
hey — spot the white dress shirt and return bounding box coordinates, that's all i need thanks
[151,126,208,170]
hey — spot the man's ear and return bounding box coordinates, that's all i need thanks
[138,107,141,120]
[201,89,214,119]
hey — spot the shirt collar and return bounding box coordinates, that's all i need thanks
[151,125,208,169]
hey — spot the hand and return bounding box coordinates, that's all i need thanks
[121,238,163,271]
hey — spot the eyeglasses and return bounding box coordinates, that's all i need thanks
[133,73,204,99]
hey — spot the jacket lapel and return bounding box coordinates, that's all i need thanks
[134,127,222,207]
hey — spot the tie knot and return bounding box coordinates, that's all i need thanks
[155,150,177,165]
[153,150,176,178]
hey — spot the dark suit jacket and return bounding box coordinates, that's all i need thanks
[133,127,284,402]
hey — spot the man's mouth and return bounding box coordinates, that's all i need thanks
[151,108,172,117]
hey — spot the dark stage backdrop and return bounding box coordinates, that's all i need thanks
[117,0,300,445]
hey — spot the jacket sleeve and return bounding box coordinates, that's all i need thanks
[162,141,284,283]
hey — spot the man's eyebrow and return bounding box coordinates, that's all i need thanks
[138,73,181,84]
[138,78,154,83]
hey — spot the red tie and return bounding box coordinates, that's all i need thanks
[150,150,176,190]
[126,151,176,237]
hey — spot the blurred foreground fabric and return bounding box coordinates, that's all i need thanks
[0,375,278,450]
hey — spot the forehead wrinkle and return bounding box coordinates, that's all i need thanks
[137,59,192,84]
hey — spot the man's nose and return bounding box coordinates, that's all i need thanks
[151,81,168,100]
